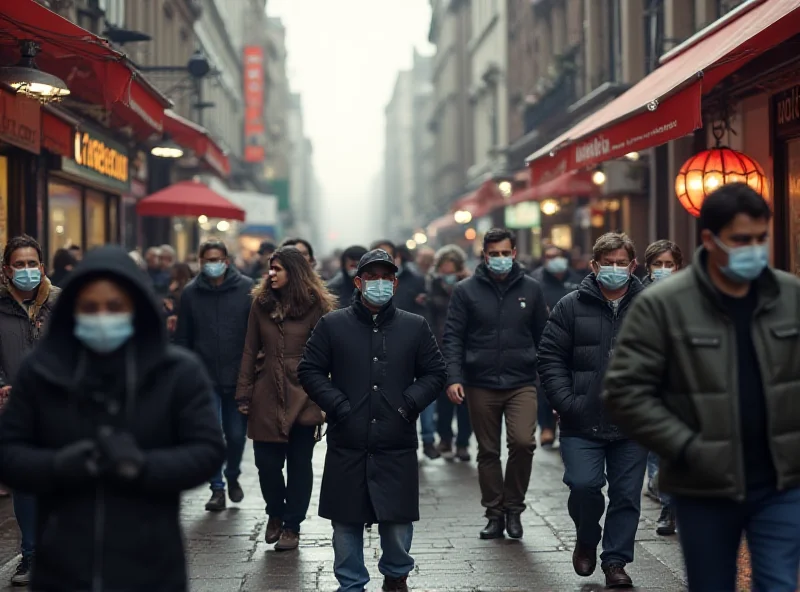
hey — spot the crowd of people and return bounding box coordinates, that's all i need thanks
[0,182,796,591]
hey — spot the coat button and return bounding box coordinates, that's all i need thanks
[373,357,378,362]
[371,418,376,423]
[373,385,378,391]
[373,328,378,333]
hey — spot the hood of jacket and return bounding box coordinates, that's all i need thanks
[33,246,168,386]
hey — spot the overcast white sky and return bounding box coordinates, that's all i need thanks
[267,0,433,254]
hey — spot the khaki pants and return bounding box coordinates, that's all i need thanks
[465,386,537,517]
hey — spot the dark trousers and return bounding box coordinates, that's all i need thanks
[675,486,800,592]
[252,424,317,533]
[559,436,647,567]
[12,492,35,558]
[466,386,537,516]
[436,391,472,448]
[210,390,248,491]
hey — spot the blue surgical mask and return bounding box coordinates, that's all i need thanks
[596,265,630,290]
[545,257,568,274]
[74,313,134,354]
[12,268,41,292]
[347,268,358,278]
[203,262,227,278]
[362,279,394,307]
[441,273,458,286]
[714,236,768,282]
[651,268,673,282]
[487,256,513,275]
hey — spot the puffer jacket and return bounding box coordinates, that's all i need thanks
[442,262,549,389]
[604,248,800,499]
[538,274,644,440]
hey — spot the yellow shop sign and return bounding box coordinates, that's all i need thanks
[73,131,129,183]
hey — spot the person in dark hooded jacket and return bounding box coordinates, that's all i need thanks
[175,238,253,511]
[0,246,225,592]
[537,232,646,589]
[326,245,367,309]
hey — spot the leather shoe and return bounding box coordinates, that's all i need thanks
[572,543,597,576]
[479,517,505,539]
[505,511,523,539]
[603,564,633,588]
[265,516,282,544]
[382,575,409,591]
[656,505,676,536]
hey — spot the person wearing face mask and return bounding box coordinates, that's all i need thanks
[0,235,60,586]
[426,245,472,461]
[175,239,254,512]
[0,246,225,591]
[327,244,368,309]
[640,239,684,537]
[442,228,549,541]
[537,232,645,589]
[530,244,584,449]
[298,249,445,592]
[604,184,800,592]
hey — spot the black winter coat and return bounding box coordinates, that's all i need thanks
[537,274,644,440]
[327,271,356,310]
[297,298,446,524]
[0,247,225,592]
[442,263,549,389]
[175,266,253,392]
[393,264,427,318]
[530,266,584,311]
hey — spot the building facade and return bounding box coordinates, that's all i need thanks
[411,50,435,228]
[384,70,415,240]
[286,93,318,245]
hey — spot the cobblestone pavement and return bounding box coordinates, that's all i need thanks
[0,440,687,591]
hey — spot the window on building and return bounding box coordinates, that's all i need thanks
[607,0,623,83]
[643,0,664,75]
[85,190,107,250]
[48,182,83,262]
[99,0,126,27]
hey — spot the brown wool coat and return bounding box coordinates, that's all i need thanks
[235,296,325,442]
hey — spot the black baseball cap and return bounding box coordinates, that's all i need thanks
[356,249,398,275]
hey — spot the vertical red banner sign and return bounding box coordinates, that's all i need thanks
[243,45,265,163]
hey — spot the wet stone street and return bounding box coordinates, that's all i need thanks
[0,440,687,591]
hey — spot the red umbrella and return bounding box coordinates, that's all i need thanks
[136,181,246,221]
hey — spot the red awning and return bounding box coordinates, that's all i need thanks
[527,0,800,182]
[451,180,504,218]
[41,107,75,157]
[0,1,171,138]
[164,110,231,178]
[136,181,246,221]
[509,171,599,205]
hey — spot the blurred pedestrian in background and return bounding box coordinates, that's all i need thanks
[282,237,316,268]
[0,235,59,586]
[426,244,472,461]
[68,244,82,263]
[415,246,435,277]
[0,246,225,592]
[237,247,334,552]
[145,246,169,297]
[298,249,445,592]
[175,239,253,511]
[604,184,800,592]
[327,245,368,309]
[49,248,77,289]
[164,262,195,336]
[249,241,276,280]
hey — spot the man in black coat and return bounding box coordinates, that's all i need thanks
[529,244,584,448]
[298,249,446,592]
[327,244,368,309]
[175,238,253,511]
[442,228,549,541]
[537,232,646,589]
[0,246,225,591]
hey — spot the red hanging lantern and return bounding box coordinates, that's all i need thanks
[675,147,769,217]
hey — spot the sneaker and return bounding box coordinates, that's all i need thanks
[205,490,226,512]
[656,505,676,536]
[455,446,471,462]
[274,529,299,552]
[228,480,244,503]
[11,556,32,587]
[423,442,441,459]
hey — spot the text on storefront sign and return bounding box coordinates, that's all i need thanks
[773,85,800,141]
[73,131,129,183]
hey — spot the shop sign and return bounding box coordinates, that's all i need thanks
[0,90,41,154]
[505,202,541,229]
[61,129,130,193]
[243,45,266,163]
[773,84,800,141]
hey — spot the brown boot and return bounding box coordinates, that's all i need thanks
[274,529,299,552]
[572,543,597,576]
[382,575,409,591]
[603,564,633,588]
[265,517,282,544]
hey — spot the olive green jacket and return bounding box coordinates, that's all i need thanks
[603,247,800,500]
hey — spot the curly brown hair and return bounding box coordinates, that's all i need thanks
[255,246,335,318]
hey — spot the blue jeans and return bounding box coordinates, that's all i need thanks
[332,522,414,592]
[646,451,672,506]
[418,401,435,446]
[210,391,248,491]
[560,436,648,567]
[12,492,35,558]
[436,391,471,447]
[675,486,800,592]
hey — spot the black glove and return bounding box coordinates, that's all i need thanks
[97,427,145,481]
[53,440,100,484]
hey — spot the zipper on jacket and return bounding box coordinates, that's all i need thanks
[92,484,106,591]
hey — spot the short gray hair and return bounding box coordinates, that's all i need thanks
[592,232,636,262]
[160,245,176,259]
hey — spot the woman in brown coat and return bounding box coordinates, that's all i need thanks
[236,247,334,551]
